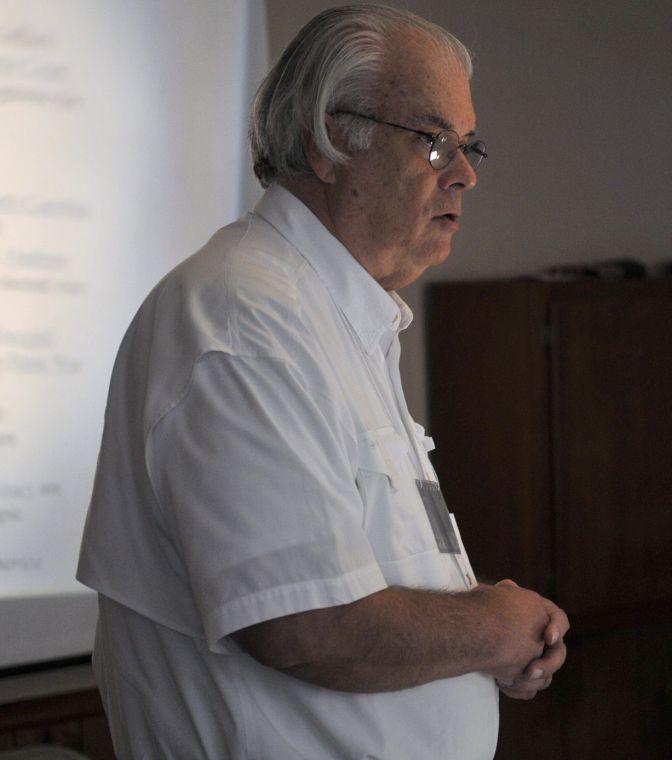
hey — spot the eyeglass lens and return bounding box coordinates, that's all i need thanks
[430,132,487,171]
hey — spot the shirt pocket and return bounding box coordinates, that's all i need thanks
[356,427,436,561]
[357,425,408,490]
[411,421,439,480]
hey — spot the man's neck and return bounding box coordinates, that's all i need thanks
[279,177,392,287]
[278,176,336,237]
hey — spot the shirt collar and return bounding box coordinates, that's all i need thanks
[253,185,413,354]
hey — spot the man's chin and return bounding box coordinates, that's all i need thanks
[393,263,436,290]
[429,243,453,269]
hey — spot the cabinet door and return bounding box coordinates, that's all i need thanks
[426,281,552,594]
[549,285,672,619]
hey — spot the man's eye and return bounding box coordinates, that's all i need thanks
[418,134,433,146]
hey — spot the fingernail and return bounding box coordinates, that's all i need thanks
[530,668,544,680]
[550,631,559,645]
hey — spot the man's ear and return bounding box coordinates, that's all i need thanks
[303,114,340,184]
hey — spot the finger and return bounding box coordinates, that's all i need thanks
[498,683,539,701]
[524,641,567,679]
[545,626,559,646]
[525,665,545,681]
[542,599,570,642]
[543,618,567,646]
[501,671,554,699]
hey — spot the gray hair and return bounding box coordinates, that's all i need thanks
[250,4,472,187]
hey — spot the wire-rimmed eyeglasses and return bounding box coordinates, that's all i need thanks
[333,110,487,171]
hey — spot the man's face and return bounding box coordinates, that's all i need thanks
[325,32,478,290]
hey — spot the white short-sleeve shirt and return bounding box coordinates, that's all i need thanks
[77,185,498,759]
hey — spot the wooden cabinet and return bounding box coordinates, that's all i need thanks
[426,279,672,759]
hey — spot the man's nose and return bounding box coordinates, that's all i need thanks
[437,151,478,192]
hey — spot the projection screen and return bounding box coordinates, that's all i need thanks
[0,0,266,669]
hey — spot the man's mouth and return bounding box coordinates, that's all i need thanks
[434,212,460,229]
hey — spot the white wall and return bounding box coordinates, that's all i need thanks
[264,0,672,424]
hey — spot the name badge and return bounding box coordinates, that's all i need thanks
[415,479,461,554]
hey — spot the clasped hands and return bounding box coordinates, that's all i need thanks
[490,578,569,701]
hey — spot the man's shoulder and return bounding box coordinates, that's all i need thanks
[130,212,327,364]
[187,212,314,300]
[170,212,307,303]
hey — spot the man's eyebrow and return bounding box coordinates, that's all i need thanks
[412,112,476,139]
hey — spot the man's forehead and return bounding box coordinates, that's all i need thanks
[380,52,475,133]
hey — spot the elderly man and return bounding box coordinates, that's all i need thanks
[78,4,568,759]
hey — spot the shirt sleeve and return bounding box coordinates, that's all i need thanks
[146,350,387,650]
